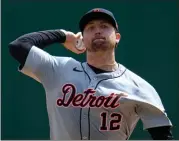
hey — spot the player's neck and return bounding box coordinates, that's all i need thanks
[87,51,118,71]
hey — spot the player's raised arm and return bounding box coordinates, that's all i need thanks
[8,29,85,84]
[9,30,66,66]
[8,30,85,66]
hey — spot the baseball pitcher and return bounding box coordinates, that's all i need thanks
[9,8,173,140]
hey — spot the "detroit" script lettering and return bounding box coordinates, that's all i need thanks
[56,83,126,109]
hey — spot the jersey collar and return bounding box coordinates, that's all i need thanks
[81,62,126,80]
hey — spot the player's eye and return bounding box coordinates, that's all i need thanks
[101,24,108,29]
[88,26,95,31]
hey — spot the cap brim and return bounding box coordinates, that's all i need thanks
[79,12,117,32]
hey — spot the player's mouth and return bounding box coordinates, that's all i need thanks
[92,37,106,43]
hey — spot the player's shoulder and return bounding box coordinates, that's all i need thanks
[122,64,155,90]
[52,56,83,71]
[121,64,164,109]
[53,56,80,65]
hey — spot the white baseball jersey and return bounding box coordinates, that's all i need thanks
[19,46,172,140]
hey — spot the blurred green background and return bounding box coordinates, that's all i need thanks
[2,0,178,140]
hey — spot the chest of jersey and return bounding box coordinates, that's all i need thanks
[56,64,139,110]
[47,63,139,139]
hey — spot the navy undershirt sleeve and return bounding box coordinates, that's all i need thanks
[8,30,66,67]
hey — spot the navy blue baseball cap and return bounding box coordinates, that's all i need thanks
[79,8,118,32]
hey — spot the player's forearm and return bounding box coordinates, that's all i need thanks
[147,126,174,140]
[8,29,66,65]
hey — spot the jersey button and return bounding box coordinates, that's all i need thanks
[83,115,86,119]
[93,77,97,80]
[82,136,88,140]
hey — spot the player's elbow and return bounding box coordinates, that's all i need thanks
[9,40,18,55]
[8,38,32,64]
[8,40,22,58]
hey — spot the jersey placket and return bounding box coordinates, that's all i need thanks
[80,77,99,140]
[80,63,113,140]
[81,108,89,140]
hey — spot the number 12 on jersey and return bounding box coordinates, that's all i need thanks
[100,112,122,131]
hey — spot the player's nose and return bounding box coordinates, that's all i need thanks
[94,28,102,36]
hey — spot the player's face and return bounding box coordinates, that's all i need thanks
[82,19,120,52]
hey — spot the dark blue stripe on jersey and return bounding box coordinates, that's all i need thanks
[94,68,127,89]
[81,63,91,83]
[88,107,91,139]
[79,108,82,140]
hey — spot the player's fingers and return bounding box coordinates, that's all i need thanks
[75,32,82,39]
[79,47,86,53]
[74,47,86,54]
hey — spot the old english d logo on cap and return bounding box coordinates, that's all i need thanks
[93,8,101,12]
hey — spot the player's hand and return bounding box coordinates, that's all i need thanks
[61,30,86,54]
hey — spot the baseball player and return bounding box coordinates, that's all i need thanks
[9,8,173,140]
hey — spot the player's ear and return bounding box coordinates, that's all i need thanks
[116,32,121,44]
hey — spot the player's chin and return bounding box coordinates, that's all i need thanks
[92,41,107,48]
[91,46,110,52]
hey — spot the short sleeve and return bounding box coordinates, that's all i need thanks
[136,102,172,130]
[19,45,72,84]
